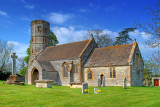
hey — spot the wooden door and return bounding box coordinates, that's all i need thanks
[154,79,159,86]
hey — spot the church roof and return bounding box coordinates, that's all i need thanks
[38,61,56,72]
[37,39,91,61]
[84,42,137,67]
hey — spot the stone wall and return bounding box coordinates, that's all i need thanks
[81,38,97,83]
[131,44,143,86]
[50,58,80,86]
[84,66,131,86]
[27,60,43,85]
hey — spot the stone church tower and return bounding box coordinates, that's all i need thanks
[30,20,50,60]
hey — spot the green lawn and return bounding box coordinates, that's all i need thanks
[0,81,160,107]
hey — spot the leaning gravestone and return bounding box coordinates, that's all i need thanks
[94,88,99,94]
[123,77,127,89]
[82,83,88,94]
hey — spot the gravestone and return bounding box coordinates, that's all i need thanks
[102,77,105,87]
[82,83,88,94]
[94,88,99,94]
[11,53,18,75]
[123,77,127,89]
[98,79,101,87]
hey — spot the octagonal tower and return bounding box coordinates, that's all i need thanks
[30,20,50,60]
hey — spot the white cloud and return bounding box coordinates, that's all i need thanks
[52,26,87,44]
[0,10,7,16]
[7,41,29,58]
[25,5,35,9]
[103,29,118,38]
[48,12,73,24]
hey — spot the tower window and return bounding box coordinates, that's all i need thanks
[32,49,34,54]
[44,28,48,34]
[37,26,42,32]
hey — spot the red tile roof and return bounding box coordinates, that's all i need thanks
[84,42,136,67]
[37,39,91,61]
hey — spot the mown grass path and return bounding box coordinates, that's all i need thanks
[0,81,160,107]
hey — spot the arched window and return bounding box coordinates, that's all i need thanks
[87,69,93,80]
[63,63,68,77]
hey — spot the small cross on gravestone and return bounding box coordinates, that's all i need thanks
[82,83,88,94]
[123,77,127,89]
[11,53,18,75]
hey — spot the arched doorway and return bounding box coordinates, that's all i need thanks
[31,69,39,85]
[100,74,105,87]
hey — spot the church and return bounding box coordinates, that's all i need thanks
[25,20,144,86]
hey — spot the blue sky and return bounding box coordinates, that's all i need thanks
[0,0,159,59]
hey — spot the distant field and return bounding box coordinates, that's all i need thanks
[0,81,160,107]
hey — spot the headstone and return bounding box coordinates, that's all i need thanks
[94,88,99,94]
[98,79,101,87]
[123,77,127,89]
[82,83,88,94]
[102,77,105,87]
[11,53,18,75]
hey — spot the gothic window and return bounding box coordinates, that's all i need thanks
[136,53,140,72]
[73,65,78,73]
[87,69,93,80]
[63,63,68,78]
[110,68,116,78]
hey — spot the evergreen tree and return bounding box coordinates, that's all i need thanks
[114,27,136,45]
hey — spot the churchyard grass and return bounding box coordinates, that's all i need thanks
[0,81,160,107]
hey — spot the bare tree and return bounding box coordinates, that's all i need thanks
[85,29,114,48]
[136,0,160,48]
[17,57,26,74]
[0,39,14,72]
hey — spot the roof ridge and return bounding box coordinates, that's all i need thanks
[79,37,93,57]
[47,39,90,49]
[95,42,134,50]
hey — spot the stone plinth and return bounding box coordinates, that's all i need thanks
[3,75,24,85]
[35,80,53,88]
[69,83,82,88]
